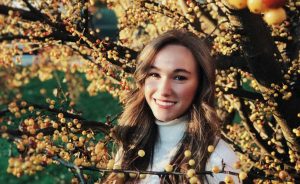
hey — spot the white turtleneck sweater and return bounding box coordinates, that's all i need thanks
[115,116,241,184]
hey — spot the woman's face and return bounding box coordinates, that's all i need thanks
[144,44,199,122]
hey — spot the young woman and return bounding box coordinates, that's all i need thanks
[107,29,241,183]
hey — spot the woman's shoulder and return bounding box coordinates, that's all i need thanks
[205,139,242,183]
[212,139,237,160]
[207,139,240,167]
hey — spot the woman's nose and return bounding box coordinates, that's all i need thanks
[157,78,172,96]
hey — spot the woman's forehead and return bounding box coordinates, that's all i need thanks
[150,44,197,72]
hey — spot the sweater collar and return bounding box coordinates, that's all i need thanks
[155,115,188,144]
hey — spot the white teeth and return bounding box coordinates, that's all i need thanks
[155,99,176,106]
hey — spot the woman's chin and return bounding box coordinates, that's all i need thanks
[154,115,175,122]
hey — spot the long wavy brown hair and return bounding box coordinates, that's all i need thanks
[107,29,220,183]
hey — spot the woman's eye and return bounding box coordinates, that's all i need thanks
[148,73,159,78]
[174,75,187,80]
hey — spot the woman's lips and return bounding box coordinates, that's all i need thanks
[154,99,176,109]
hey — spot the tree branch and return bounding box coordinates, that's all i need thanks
[52,155,86,184]
[221,131,258,163]
[0,5,40,21]
[0,102,112,136]
[234,9,283,87]
[285,7,300,62]
[237,98,292,167]
[220,87,264,101]
[80,165,237,177]
[215,55,249,71]
[273,111,300,153]
[0,4,136,74]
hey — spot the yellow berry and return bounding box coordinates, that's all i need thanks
[28,118,34,126]
[66,143,74,150]
[138,150,145,157]
[212,166,220,173]
[67,122,73,128]
[207,145,215,153]
[188,159,195,166]
[226,0,247,9]
[189,176,198,184]
[60,118,66,123]
[279,170,288,180]
[58,113,64,118]
[36,132,43,140]
[107,159,115,169]
[129,173,137,178]
[61,135,68,143]
[224,175,233,183]
[247,0,267,14]
[164,164,173,172]
[139,174,147,179]
[8,10,14,16]
[76,124,81,129]
[79,137,85,142]
[117,173,125,179]
[187,169,196,178]
[17,144,25,151]
[50,100,55,105]
[95,142,105,154]
[239,172,247,180]
[264,8,286,25]
[29,128,36,134]
[73,119,79,124]
[28,106,34,111]
[184,150,192,157]
[234,161,241,169]
[74,158,83,166]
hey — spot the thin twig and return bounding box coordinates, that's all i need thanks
[52,155,86,184]
[79,166,238,177]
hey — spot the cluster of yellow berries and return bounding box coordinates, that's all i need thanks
[3,99,113,178]
[216,69,239,92]
[112,149,147,180]
[7,155,52,177]
[226,0,287,25]
[293,127,300,137]
[183,150,199,184]
[213,33,241,56]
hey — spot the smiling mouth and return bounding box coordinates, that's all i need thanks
[154,99,176,108]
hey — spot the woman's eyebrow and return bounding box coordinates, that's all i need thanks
[149,66,191,74]
[174,68,191,74]
[149,66,160,71]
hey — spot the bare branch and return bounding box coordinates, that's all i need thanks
[219,87,264,101]
[52,155,86,184]
[215,55,249,72]
[237,98,292,168]
[273,111,300,153]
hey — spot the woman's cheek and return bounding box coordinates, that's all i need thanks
[180,82,198,100]
[145,80,157,90]
[144,80,157,97]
